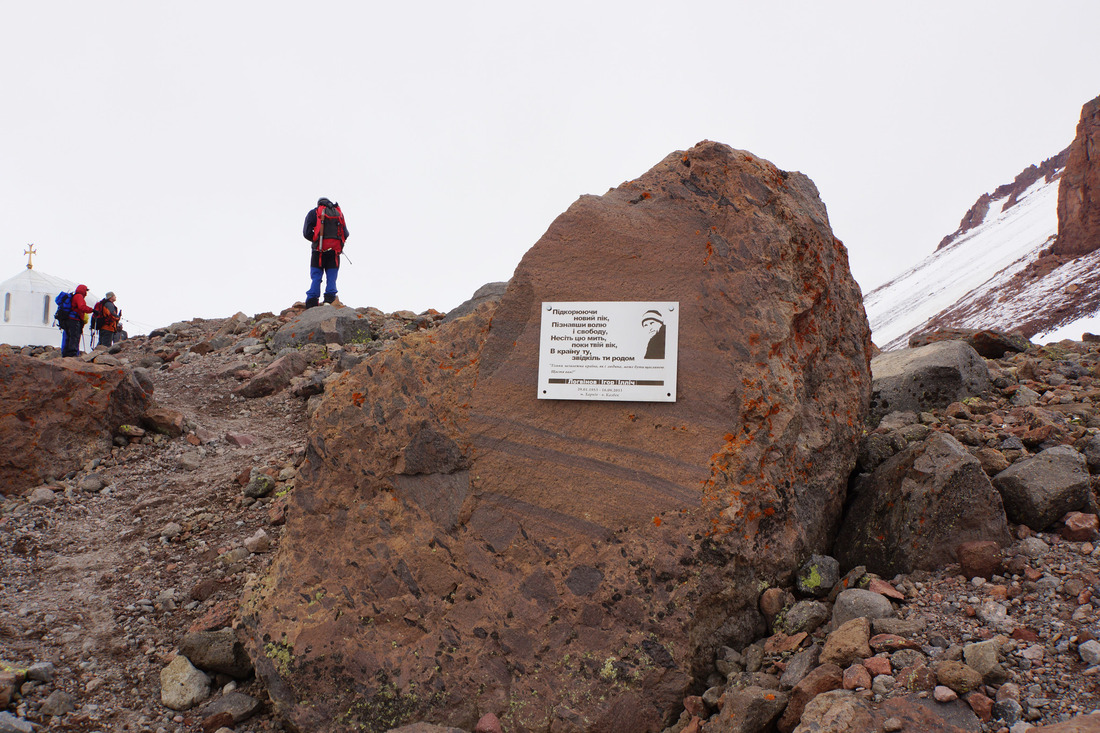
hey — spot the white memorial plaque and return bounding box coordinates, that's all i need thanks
[537,301,678,402]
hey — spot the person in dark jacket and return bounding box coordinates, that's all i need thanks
[60,284,95,357]
[302,197,350,308]
[95,291,122,347]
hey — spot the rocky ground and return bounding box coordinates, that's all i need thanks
[1,315,1099,733]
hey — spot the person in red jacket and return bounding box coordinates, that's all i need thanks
[60,284,95,357]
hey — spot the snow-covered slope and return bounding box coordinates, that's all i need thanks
[864,161,1100,350]
[864,176,1059,349]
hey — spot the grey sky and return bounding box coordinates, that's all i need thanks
[4,1,1097,334]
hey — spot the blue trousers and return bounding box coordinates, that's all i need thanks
[306,267,338,300]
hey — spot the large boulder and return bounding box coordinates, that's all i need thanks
[269,304,375,350]
[907,328,1031,358]
[1054,94,1100,257]
[0,355,151,495]
[869,341,991,425]
[243,141,872,733]
[991,445,1091,530]
[835,432,1012,576]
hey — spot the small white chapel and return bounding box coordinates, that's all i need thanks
[0,245,81,348]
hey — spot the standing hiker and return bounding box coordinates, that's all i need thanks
[93,291,122,347]
[58,284,94,357]
[302,197,349,308]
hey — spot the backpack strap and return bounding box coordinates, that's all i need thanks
[312,205,326,248]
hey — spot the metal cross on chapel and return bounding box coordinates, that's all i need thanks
[24,244,36,269]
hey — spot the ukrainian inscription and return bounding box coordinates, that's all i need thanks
[538,301,678,401]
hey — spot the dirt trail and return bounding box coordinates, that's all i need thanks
[1,337,309,732]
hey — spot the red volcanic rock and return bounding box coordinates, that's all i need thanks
[243,141,872,732]
[1056,95,1100,257]
[956,540,1004,579]
[232,352,308,398]
[0,354,151,495]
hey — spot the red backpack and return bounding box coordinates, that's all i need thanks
[312,202,347,252]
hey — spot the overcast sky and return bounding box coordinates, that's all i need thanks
[3,2,1097,334]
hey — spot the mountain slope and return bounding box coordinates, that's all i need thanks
[867,95,1100,350]
[865,168,1061,350]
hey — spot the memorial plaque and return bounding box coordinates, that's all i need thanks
[537,301,678,401]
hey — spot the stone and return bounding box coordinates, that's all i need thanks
[1061,511,1100,541]
[934,660,983,694]
[118,423,146,437]
[831,588,895,627]
[966,691,993,722]
[863,656,892,677]
[796,554,839,598]
[842,663,871,690]
[895,664,936,692]
[1080,638,1100,665]
[143,406,185,437]
[777,664,843,733]
[245,142,873,731]
[707,686,789,733]
[233,352,309,398]
[474,712,504,733]
[760,586,793,625]
[821,617,872,667]
[179,628,254,678]
[160,654,211,711]
[869,634,920,654]
[835,432,1012,576]
[244,474,276,498]
[934,685,958,702]
[975,448,1011,476]
[27,486,58,505]
[243,528,272,553]
[778,600,830,635]
[270,304,376,350]
[787,690,874,732]
[889,649,926,671]
[0,355,150,495]
[1054,94,1100,257]
[39,689,76,716]
[869,341,992,425]
[196,691,262,724]
[992,445,1091,531]
[956,540,1003,579]
[202,712,234,733]
[780,645,821,689]
[993,699,1023,726]
[226,431,258,447]
[0,674,13,709]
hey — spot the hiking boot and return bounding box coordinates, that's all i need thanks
[305,297,320,309]
[323,293,337,304]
